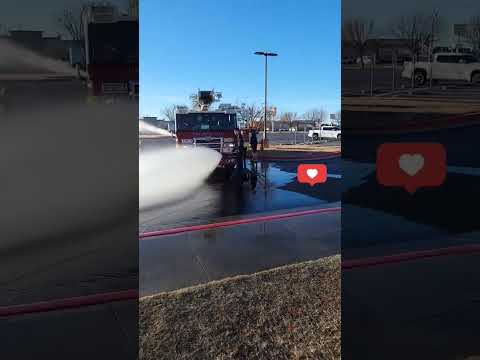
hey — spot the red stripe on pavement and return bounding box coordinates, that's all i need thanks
[140,207,341,239]
[0,289,138,318]
[342,244,480,270]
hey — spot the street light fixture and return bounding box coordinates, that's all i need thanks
[254,51,278,149]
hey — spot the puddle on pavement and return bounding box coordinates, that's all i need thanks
[140,159,341,231]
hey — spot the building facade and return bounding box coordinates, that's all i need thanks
[3,30,83,65]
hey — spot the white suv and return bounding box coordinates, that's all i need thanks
[308,125,341,141]
[402,53,480,85]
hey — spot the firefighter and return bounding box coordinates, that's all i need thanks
[239,130,247,169]
[235,130,245,177]
[250,128,258,155]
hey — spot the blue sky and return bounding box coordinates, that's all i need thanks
[140,0,340,118]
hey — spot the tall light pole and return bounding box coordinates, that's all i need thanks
[429,11,438,89]
[254,51,277,149]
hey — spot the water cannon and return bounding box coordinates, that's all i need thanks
[190,89,222,111]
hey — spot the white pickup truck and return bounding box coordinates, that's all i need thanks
[402,53,480,86]
[308,124,341,140]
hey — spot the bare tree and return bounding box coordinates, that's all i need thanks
[335,110,341,126]
[280,112,298,129]
[237,103,263,129]
[342,18,375,68]
[54,2,118,62]
[162,105,177,122]
[54,2,92,41]
[390,13,434,58]
[54,1,97,67]
[464,16,480,54]
[303,108,327,127]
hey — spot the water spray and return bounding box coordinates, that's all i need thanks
[139,146,221,210]
[139,119,172,137]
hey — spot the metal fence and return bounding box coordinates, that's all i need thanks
[264,131,337,145]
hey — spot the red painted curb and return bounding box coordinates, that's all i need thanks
[140,207,341,239]
[342,244,480,270]
[0,289,138,318]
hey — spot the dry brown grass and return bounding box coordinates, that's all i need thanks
[139,255,340,360]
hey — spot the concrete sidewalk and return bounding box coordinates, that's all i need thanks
[140,209,340,297]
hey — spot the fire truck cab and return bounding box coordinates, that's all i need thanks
[83,5,138,103]
[175,90,241,173]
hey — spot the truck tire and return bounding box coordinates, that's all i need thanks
[337,134,341,140]
[313,133,319,141]
[471,72,480,85]
[225,166,233,181]
[414,69,426,86]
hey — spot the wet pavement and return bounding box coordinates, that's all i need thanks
[341,143,480,359]
[140,210,340,296]
[140,159,341,232]
[139,139,342,295]
[342,159,480,258]
[1,299,138,359]
[139,139,341,232]
[341,110,480,259]
[343,252,480,360]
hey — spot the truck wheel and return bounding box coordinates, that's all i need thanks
[313,134,319,141]
[224,166,234,180]
[471,72,480,85]
[337,134,341,140]
[414,70,426,86]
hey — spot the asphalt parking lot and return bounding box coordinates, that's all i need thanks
[342,64,480,99]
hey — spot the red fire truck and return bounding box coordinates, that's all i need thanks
[175,90,241,174]
[83,5,138,103]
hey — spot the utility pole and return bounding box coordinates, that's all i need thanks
[429,11,438,88]
[370,54,375,96]
[392,50,396,92]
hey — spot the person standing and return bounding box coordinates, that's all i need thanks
[237,130,246,171]
[239,130,248,168]
[250,128,258,154]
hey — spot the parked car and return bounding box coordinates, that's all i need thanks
[356,56,373,65]
[432,46,452,54]
[342,56,355,64]
[402,52,480,86]
[308,125,341,140]
[456,47,473,54]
